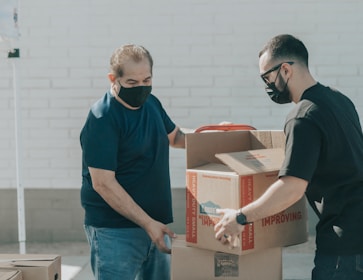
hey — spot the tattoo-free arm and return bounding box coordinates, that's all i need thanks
[89,167,175,253]
[168,126,186,148]
[214,176,308,242]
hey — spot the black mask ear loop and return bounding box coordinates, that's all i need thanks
[277,64,290,94]
[282,76,289,92]
[112,81,123,97]
[271,65,283,87]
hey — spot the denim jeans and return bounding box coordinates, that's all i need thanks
[84,225,171,280]
[312,252,363,280]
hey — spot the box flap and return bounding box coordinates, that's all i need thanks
[249,130,285,150]
[186,130,285,169]
[0,254,59,268]
[0,270,22,280]
[215,148,284,175]
[0,254,58,262]
[187,162,235,173]
[186,131,252,169]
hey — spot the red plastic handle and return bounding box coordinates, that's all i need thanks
[194,124,256,133]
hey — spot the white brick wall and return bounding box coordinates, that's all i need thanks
[1,0,363,189]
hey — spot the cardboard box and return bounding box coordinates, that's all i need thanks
[171,236,282,280]
[186,130,308,255]
[0,269,22,280]
[0,255,61,280]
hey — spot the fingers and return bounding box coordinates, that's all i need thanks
[215,227,226,240]
[214,221,221,232]
[229,234,239,250]
[153,233,172,254]
[215,208,226,215]
[157,242,172,254]
[215,233,240,250]
[214,208,228,232]
[219,234,230,245]
[155,226,175,254]
[163,227,177,239]
[221,234,240,248]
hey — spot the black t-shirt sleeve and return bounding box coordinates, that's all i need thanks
[81,112,119,171]
[163,113,176,135]
[154,96,176,134]
[279,117,322,182]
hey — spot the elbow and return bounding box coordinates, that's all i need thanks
[282,176,308,204]
[169,128,186,149]
[88,167,116,195]
[92,180,109,194]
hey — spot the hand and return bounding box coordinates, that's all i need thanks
[214,208,245,248]
[218,121,233,125]
[144,220,176,254]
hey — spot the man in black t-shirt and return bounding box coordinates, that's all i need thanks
[214,34,363,280]
[80,44,185,280]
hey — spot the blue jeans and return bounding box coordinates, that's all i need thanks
[84,225,171,280]
[312,252,363,280]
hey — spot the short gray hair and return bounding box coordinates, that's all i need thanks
[110,44,153,77]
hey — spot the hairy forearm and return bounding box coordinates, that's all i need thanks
[170,127,186,148]
[174,129,186,148]
[90,169,153,229]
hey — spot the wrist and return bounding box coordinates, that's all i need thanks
[235,209,252,225]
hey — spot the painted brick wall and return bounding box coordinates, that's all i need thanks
[0,188,318,242]
[1,0,363,190]
[0,188,188,242]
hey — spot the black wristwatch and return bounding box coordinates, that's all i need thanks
[236,209,251,225]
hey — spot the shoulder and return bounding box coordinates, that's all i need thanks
[144,93,166,112]
[90,92,112,118]
[90,91,122,120]
[286,99,316,122]
[287,83,337,121]
[147,93,162,106]
[82,92,124,134]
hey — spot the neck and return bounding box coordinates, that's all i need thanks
[291,75,317,103]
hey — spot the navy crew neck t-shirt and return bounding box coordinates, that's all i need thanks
[80,91,176,228]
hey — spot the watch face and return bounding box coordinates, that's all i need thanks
[236,212,247,225]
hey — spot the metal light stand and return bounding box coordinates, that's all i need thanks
[8,48,27,254]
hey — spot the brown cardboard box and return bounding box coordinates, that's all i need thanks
[186,130,308,255]
[0,269,22,280]
[0,255,60,280]
[171,236,282,280]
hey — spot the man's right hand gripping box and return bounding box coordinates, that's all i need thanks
[186,130,308,255]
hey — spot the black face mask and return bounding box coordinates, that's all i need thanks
[117,85,152,108]
[265,74,291,104]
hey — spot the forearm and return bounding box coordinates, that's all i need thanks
[170,127,186,148]
[242,176,307,223]
[174,130,185,148]
[91,171,154,229]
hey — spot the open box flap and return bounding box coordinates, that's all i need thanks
[186,130,252,169]
[0,254,59,267]
[186,130,285,169]
[0,270,22,280]
[215,148,285,175]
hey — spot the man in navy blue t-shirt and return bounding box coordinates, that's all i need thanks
[80,44,185,280]
[214,34,363,280]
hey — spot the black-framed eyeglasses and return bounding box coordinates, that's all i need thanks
[260,61,294,84]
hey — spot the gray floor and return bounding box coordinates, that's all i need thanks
[0,236,316,280]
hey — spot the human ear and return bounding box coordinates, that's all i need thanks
[282,63,292,77]
[108,73,117,83]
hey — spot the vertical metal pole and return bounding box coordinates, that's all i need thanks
[12,58,26,254]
